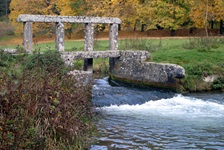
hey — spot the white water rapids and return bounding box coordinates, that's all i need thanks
[91,78,224,150]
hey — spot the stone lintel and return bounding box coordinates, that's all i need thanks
[62,50,120,59]
[17,14,122,24]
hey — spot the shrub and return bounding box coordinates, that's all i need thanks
[212,77,224,90]
[23,50,66,74]
[0,51,95,149]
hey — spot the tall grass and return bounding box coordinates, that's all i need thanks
[119,38,162,52]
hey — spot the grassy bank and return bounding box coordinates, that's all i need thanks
[1,36,224,92]
[0,50,95,149]
[149,37,224,92]
[119,37,224,92]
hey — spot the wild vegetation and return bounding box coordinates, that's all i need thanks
[0,50,95,149]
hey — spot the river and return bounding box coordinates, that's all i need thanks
[91,77,224,150]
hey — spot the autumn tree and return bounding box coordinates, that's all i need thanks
[140,0,190,35]
[189,0,224,35]
[9,0,58,34]
[86,0,142,31]
[55,0,90,38]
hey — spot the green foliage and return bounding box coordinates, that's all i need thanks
[184,62,213,76]
[212,77,224,90]
[24,50,66,74]
[74,60,84,70]
[0,49,14,67]
[93,58,109,75]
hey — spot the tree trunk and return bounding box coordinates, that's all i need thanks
[134,22,137,31]
[5,0,7,15]
[205,0,209,37]
[211,21,214,29]
[220,20,223,34]
[141,24,145,32]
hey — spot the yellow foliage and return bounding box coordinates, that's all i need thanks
[9,0,58,35]
[8,0,224,34]
[190,0,224,28]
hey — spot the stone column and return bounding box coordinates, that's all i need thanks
[23,22,33,53]
[109,23,118,72]
[55,22,65,52]
[84,23,94,71]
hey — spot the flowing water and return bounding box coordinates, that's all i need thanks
[91,77,224,150]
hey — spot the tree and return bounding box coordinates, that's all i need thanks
[140,0,190,35]
[0,0,11,18]
[56,0,89,38]
[189,0,224,35]
[9,0,58,34]
[86,0,142,31]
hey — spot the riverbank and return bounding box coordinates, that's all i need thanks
[1,33,224,92]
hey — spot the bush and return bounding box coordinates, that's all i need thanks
[24,50,66,74]
[0,51,95,149]
[212,77,224,90]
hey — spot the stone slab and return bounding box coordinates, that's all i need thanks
[17,14,122,24]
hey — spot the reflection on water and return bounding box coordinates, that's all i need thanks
[91,77,224,150]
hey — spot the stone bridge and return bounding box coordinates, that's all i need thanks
[17,14,185,90]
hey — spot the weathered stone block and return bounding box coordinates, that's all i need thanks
[110,50,185,89]
[67,70,92,86]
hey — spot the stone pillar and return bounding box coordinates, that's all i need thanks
[23,22,32,53]
[109,23,119,72]
[84,23,94,71]
[55,22,65,52]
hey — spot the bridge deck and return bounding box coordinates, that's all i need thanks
[61,50,120,60]
[17,14,122,24]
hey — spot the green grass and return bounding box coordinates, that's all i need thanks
[149,37,224,92]
[2,37,224,91]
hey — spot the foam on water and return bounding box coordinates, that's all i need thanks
[99,94,224,119]
[93,78,224,149]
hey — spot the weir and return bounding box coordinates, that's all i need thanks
[17,14,185,90]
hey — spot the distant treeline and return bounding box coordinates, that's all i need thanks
[6,0,224,35]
